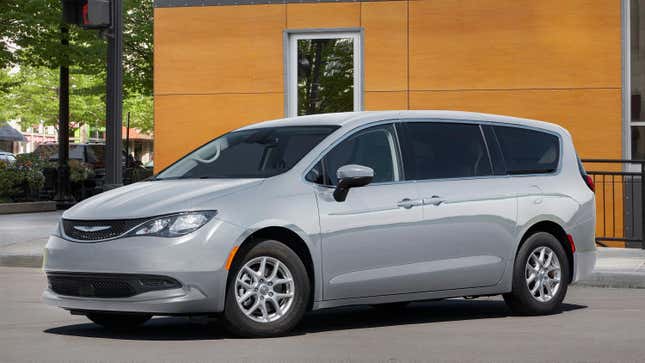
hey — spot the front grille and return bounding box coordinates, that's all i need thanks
[47,273,181,298]
[62,218,148,241]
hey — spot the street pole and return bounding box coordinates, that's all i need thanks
[104,0,123,190]
[54,25,74,207]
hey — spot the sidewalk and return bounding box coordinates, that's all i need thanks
[575,247,645,289]
[1,211,644,288]
[0,211,61,268]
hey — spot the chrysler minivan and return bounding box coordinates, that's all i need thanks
[43,111,596,337]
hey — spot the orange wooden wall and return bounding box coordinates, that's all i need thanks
[154,0,623,171]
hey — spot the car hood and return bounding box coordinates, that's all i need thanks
[63,179,263,220]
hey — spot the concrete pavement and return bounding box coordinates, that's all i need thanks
[1,211,645,288]
[0,211,61,267]
[576,246,645,289]
[2,267,645,362]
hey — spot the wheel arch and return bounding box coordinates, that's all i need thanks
[517,220,574,283]
[229,225,317,310]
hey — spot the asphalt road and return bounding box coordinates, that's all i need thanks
[2,267,645,363]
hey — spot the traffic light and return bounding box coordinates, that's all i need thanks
[62,0,111,29]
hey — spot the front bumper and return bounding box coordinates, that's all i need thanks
[42,218,244,314]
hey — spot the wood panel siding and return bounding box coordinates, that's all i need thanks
[154,0,622,167]
[362,1,408,92]
[286,3,360,29]
[154,5,285,95]
[154,93,283,170]
[364,91,408,110]
[409,0,621,91]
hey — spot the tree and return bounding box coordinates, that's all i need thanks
[297,38,354,116]
[0,0,154,131]
[0,0,153,96]
[0,67,107,128]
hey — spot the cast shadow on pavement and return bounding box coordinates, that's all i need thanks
[43,299,586,341]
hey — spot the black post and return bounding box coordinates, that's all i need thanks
[104,0,123,190]
[641,161,645,249]
[125,111,130,163]
[54,25,74,207]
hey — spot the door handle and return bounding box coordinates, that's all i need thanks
[397,198,422,209]
[423,195,445,206]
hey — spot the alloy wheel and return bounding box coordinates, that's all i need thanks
[234,256,295,323]
[525,246,562,302]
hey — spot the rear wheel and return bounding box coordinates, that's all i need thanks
[86,313,151,329]
[503,232,570,315]
[223,240,310,337]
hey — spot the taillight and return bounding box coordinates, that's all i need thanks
[583,174,595,192]
[577,156,595,192]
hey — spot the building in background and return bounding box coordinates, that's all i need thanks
[152,0,638,169]
[4,121,152,164]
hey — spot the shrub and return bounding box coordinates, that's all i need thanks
[0,156,46,202]
[69,159,95,183]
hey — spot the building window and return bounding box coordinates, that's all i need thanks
[631,0,645,159]
[286,31,362,117]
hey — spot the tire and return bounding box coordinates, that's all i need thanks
[86,313,151,329]
[503,232,570,315]
[223,240,310,338]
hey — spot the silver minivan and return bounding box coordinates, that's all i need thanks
[43,111,596,337]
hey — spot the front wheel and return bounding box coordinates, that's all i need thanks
[503,232,570,315]
[223,240,310,337]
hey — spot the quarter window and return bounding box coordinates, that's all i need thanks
[320,124,400,186]
[399,122,492,180]
[492,126,560,174]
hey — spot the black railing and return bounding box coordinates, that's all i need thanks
[581,159,645,249]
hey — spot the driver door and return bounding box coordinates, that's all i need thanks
[311,123,424,300]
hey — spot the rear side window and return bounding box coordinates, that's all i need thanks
[492,126,559,174]
[399,122,492,180]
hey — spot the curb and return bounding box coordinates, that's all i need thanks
[574,271,645,289]
[0,255,43,268]
[0,201,57,215]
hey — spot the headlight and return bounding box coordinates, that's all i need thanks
[128,211,217,237]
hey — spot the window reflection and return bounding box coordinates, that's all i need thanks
[297,38,354,116]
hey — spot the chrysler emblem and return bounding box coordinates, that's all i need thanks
[73,225,111,233]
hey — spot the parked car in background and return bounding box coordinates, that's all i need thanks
[33,143,107,168]
[0,151,16,164]
[32,143,152,200]
[43,111,596,337]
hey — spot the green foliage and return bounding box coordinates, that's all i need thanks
[297,38,354,116]
[68,159,95,183]
[0,155,46,202]
[124,92,153,132]
[0,0,154,132]
[0,0,153,96]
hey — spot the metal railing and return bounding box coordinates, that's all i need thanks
[581,159,645,249]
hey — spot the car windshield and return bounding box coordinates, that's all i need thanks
[155,126,339,180]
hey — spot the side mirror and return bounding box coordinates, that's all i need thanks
[333,164,374,202]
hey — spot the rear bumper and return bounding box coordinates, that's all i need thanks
[572,250,596,283]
